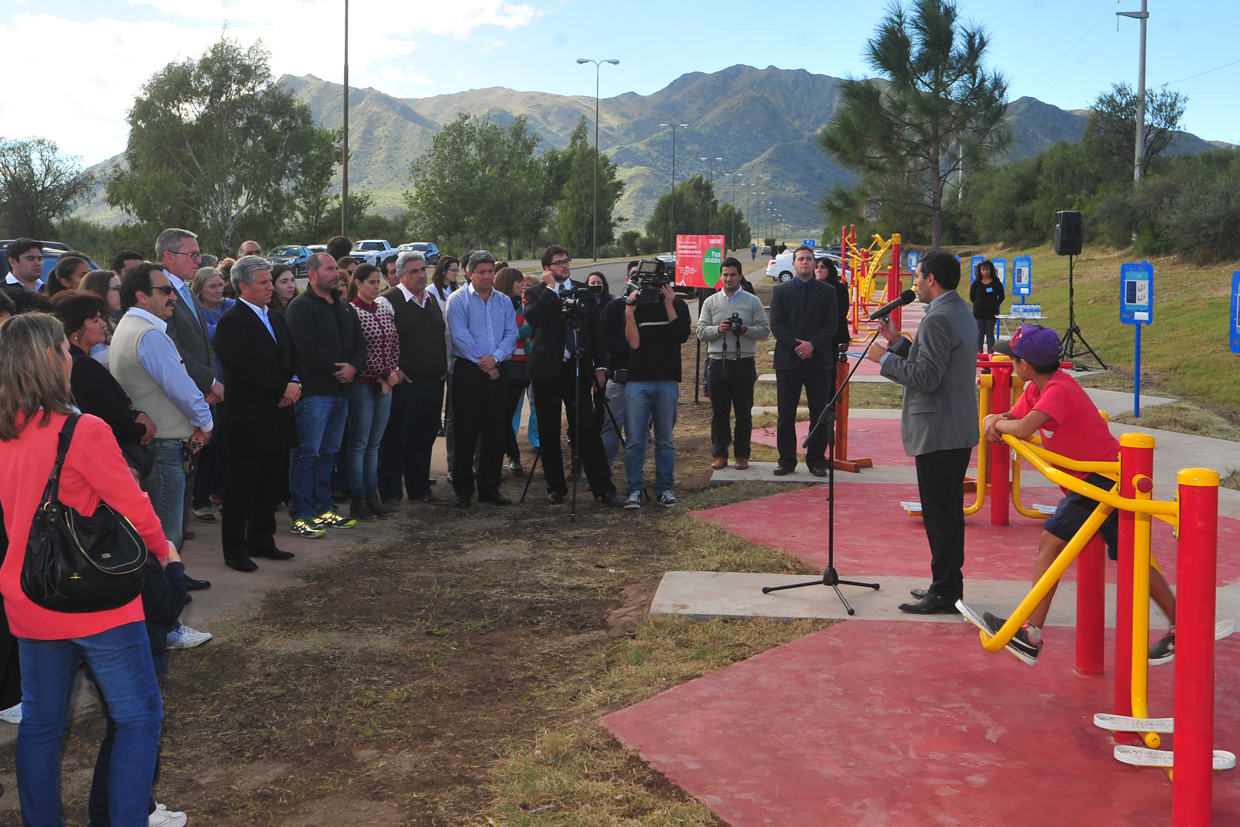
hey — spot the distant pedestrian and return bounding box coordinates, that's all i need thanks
[970,259,1004,354]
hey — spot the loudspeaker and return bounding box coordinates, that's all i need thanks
[1054,211,1082,256]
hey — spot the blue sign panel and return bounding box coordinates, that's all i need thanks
[993,257,1007,290]
[1012,255,1033,297]
[907,251,920,271]
[1120,261,1154,325]
[970,255,985,283]
[802,239,815,248]
[1231,271,1240,355]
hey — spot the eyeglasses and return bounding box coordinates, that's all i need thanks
[551,258,571,267]
[108,285,120,292]
[146,285,176,295]
[169,250,202,262]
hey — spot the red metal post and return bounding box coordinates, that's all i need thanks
[1173,468,1220,827]
[1115,435,1154,720]
[1075,535,1106,676]
[988,358,1012,526]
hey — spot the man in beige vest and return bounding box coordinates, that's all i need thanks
[113,263,213,554]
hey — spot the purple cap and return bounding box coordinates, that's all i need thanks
[996,325,1061,364]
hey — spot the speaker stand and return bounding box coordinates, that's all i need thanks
[1060,254,1107,371]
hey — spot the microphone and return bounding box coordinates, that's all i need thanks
[867,290,917,322]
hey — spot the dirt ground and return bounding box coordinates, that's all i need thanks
[0,273,801,826]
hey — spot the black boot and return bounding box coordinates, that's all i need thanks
[366,494,391,520]
[349,497,377,522]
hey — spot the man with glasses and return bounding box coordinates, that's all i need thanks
[5,238,45,291]
[157,228,224,406]
[524,245,623,507]
[112,264,214,558]
[378,251,451,510]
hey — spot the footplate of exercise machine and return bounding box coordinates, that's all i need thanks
[1113,745,1235,771]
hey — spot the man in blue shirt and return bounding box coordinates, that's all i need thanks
[445,250,517,508]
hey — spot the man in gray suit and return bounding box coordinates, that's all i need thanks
[866,251,978,614]
[157,228,224,405]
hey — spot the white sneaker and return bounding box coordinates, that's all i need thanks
[624,491,642,510]
[656,491,679,507]
[0,702,21,724]
[149,802,188,827]
[166,622,213,650]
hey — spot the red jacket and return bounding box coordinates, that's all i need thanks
[0,412,167,639]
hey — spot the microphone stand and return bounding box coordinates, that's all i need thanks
[762,326,886,615]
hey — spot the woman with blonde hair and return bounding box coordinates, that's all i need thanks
[0,313,171,826]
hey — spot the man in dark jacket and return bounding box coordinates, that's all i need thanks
[214,256,304,568]
[769,246,838,476]
[523,245,622,507]
[284,252,367,535]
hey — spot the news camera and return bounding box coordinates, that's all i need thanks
[630,259,672,304]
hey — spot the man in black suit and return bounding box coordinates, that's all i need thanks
[212,256,302,572]
[523,245,622,507]
[768,246,839,476]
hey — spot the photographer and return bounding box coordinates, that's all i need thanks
[697,257,769,470]
[614,261,691,509]
[523,246,622,507]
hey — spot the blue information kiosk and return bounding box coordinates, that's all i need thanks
[1120,261,1154,417]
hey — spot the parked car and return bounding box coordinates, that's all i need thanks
[350,239,397,268]
[307,244,327,254]
[397,241,440,266]
[269,245,314,277]
[765,248,841,283]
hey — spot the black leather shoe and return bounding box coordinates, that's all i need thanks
[548,491,566,504]
[480,495,512,506]
[910,588,929,600]
[773,465,793,477]
[809,465,828,478]
[898,593,961,614]
[183,575,212,591]
[253,548,295,561]
[454,497,471,509]
[596,492,623,507]
[224,556,258,573]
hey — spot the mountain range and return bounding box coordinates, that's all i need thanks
[78,64,1233,237]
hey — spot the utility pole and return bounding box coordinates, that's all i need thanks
[342,0,349,236]
[1118,0,1150,182]
[577,58,619,261]
[659,123,689,250]
[699,156,722,233]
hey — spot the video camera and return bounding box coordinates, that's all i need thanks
[560,283,599,320]
[630,259,672,305]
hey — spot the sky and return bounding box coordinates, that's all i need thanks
[3,0,1238,168]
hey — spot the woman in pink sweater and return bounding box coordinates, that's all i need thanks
[0,313,170,826]
[346,264,401,521]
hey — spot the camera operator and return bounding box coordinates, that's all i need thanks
[696,257,769,470]
[612,260,691,509]
[523,245,623,507]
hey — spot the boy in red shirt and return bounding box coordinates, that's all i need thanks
[959,325,1175,665]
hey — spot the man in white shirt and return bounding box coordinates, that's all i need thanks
[4,238,45,291]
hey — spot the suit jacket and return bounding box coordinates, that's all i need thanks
[768,276,838,371]
[212,302,300,457]
[523,279,607,383]
[165,284,218,394]
[880,290,979,457]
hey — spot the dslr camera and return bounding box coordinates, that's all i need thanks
[630,259,672,305]
[726,312,744,334]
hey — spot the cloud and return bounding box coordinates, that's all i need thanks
[3,1,544,164]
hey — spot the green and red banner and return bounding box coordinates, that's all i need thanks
[675,235,725,289]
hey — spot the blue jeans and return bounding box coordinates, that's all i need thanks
[291,395,349,520]
[512,385,540,449]
[347,383,393,498]
[624,380,678,495]
[141,438,184,551]
[600,378,626,469]
[18,622,163,827]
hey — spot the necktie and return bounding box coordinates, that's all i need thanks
[562,286,577,355]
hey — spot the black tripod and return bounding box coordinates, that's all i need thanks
[1059,254,1107,370]
[762,331,883,615]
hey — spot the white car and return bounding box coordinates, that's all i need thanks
[765,248,840,282]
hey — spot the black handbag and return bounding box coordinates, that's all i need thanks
[21,415,148,613]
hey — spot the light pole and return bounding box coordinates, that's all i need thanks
[342,0,349,235]
[577,58,620,261]
[699,156,722,233]
[1117,1,1149,182]
[659,123,689,250]
[759,192,766,242]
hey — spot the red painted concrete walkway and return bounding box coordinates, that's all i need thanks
[606,621,1240,827]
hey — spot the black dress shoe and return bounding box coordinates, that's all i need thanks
[548,490,566,504]
[224,556,258,573]
[809,465,828,478]
[253,548,295,561]
[910,588,929,600]
[454,497,471,509]
[898,593,961,614]
[480,495,512,506]
[596,492,623,507]
[183,575,212,591]
[773,465,793,476]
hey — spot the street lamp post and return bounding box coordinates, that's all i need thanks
[342,0,349,235]
[659,123,689,250]
[699,156,722,232]
[577,58,620,261]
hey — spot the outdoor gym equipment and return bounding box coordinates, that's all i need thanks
[839,226,908,336]
[960,432,1235,826]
